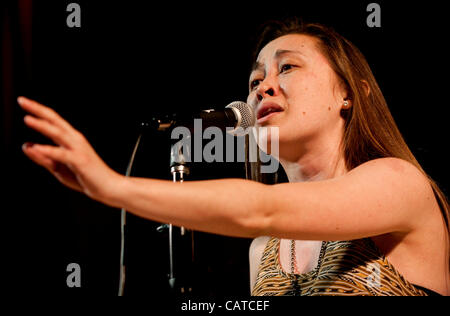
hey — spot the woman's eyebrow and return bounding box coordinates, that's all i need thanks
[251,49,306,73]
[251,60,265,73]
[274,49,306,59]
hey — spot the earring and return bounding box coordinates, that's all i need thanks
[343,100,349,107]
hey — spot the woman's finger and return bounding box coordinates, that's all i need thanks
[29,144,73,166]
[22,143,57,171]
[18,96,75,132]
[22,143,83,192]
[24,115,74,148]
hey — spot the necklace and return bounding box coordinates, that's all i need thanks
[290,239,301,295]
[290,239,298,274]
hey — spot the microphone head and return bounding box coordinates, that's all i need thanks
[225,101,255,136]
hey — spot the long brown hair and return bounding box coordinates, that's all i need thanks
[245,18,449,254]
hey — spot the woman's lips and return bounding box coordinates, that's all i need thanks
[256,102,284,124]
[257,111,282,124]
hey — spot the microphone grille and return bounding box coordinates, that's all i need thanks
[225,101,255,135]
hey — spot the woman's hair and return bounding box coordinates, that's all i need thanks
[245,18,449,248]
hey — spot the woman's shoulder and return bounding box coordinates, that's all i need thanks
[350,157,427,181]
[348,157,434,203]
[361,159,448,295]
[346,157,440,228]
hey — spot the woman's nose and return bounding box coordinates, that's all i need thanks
[256,80,276,102]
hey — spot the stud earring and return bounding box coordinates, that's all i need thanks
[343,100,349,107]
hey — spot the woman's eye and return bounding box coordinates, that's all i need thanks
[250,79,261,90]
[280,64,295,73]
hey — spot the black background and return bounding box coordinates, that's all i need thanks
[2,0,448,297]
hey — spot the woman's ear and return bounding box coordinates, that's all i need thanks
[361,80,371,97]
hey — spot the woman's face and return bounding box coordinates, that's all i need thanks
[247,34,348,161]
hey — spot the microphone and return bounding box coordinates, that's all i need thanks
[141,101,256,136]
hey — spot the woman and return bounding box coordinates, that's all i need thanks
[20,19,449,296]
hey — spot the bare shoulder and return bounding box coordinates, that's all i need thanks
[354,160,449,295]
[348,157,433,193]
[349,157,427,180]
[348,157,439,222]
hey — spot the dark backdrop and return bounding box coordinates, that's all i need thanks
[2,0,448,296]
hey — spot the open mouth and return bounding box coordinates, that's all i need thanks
[257,103,284,123]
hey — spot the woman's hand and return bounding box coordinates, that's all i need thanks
[19,96,124,203]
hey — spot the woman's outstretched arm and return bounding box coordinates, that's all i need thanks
[112,157,436,241]
[20,97,437,241]
[111,177,270,238]
[19,96,271,237]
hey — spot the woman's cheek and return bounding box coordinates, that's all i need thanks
[246,93,258,113]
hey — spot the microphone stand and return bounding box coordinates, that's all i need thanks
[141,118,195,295]
[167,135,194,295]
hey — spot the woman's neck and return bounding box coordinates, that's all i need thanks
[280,140,348,183]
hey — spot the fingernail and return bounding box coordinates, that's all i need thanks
[22,142,34,150]
[18,97,28,106]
